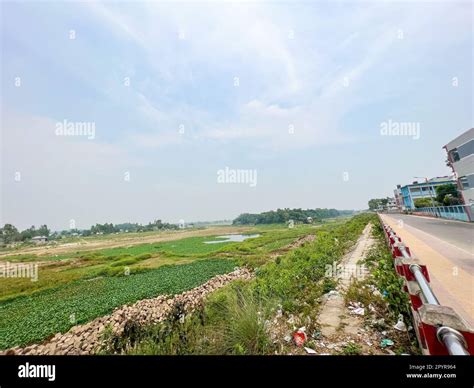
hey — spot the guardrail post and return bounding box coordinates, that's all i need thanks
[417,304,473,355]
[377,214,473,355]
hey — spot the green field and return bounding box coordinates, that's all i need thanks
[0,223,320,350]
[117,214,377,355]
[0,259,237,349]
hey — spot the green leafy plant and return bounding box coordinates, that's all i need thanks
[0,259,236,350]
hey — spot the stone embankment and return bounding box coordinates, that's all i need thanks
[4,267,253,355]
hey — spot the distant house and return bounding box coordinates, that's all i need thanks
[398,176,455,210]
[31,236,48,244]
[386,197,398,211]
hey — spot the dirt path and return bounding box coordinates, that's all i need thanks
[317,223,374,337]
[305,223,397,355]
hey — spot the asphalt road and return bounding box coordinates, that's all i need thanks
[389,213,473,255]
[381,213,474,326]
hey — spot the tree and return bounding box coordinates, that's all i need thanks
[435,184,459,205]
[37,225,50,237]
[414,198,433,208]
[20,225,36,241]
[0,224,20,244]
[368,198,389,210]
[443,194,461,206]
[233,208,350,225]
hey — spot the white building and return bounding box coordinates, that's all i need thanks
[444,128,474,220]
[31,236,48,244]
[386,197,398,211]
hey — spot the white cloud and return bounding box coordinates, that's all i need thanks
[82,1,465,150]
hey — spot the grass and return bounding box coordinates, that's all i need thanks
[109,280,273,355]
[0,237,230,301]
[0,226,316,301]
[343,223,418,355]
[0,259,237,350]
[150,236,237,256]
[0,219,346,353]
[363,224,411,318]
[115,214,375,355]
[339,342,363,355]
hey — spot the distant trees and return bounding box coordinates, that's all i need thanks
[0,223,50,245]
[368,198,389,210]
[90,223,116,235]
[88,219,178,234]
[0,224,20,244]
[0,218,178,246]
[232,208,350,225]
[20,225,50,240]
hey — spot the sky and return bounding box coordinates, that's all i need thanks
[1,0,473,231]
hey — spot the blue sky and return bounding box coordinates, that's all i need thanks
[1,0,473,230]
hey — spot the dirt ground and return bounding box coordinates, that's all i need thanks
[0,226,253,259]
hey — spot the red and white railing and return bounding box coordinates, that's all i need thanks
[379,216,473,355]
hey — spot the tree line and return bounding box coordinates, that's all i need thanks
[0,219,178,245]
[232,208,353,225]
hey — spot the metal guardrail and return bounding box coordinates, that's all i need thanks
[381,221,470,355]
[409,264,440,306]
[412,204,472,222]
[437,327,470,356]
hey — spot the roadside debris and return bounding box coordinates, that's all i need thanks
[393,314,407,332]
[370,318,385,329]
[293,327,307,347]
[304,347,317,354]
[348,301,365,316]
[351,307,365,316]
[275,307,283,319]
[311,331,321,339]
[367,285,382,297]
[380,339,394,348]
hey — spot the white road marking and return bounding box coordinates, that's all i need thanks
[391,217,474,257]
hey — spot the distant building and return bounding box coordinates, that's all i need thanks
[444,128,474,207]
[394,186,404,210]
[398,176,455,210]
[31,236,48,244]
[386,197,398,211]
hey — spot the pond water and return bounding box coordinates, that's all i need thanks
[204,234,261,244]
